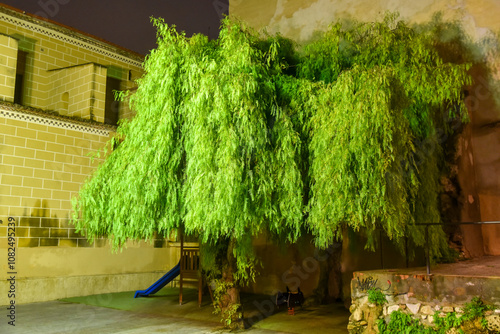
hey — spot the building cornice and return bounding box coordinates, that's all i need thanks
[0,3,144,68]
[0,102,114,137]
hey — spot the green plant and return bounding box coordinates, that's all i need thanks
[462,296,493,329]
[433,311,463,333]
[379,297,493,334]
[367,288,387,306]
[212,280,243,328]
[378,310,433,333]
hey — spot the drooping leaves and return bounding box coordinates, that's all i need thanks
[72,14,471,279]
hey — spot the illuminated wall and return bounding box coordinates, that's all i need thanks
[230,0,500,257]
[0,5,179,305]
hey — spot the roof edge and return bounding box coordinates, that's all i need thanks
[0,2,145,61]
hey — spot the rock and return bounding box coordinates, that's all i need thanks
[485,314,500,333]
[387,305,399,315]
[420,305,433,315]
[455,306,463,313]
[407,303,421,315]
[351,307,363,322]
[359,296,369,306]
[442,306,454,313]
[359,321,368,326]
[436,312,446,318]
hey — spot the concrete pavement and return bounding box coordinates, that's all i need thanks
[0,300,285,334]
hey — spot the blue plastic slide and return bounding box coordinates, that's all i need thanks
[134,261,181,298]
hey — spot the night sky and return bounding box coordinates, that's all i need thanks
[1,0,229,55]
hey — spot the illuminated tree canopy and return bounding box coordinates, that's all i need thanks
[72,15,470,327]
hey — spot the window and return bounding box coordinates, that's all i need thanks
[14,50,27,105]
[105,76,121,125]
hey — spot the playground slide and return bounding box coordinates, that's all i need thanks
[134,261,181,298]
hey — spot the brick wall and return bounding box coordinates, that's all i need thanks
[0,7,143,122]
[47,63,107,122]
[0,34,17,102]
[0,106,111,248]
[0,7,176,305]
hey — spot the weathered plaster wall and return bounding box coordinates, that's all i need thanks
[243,234,321,297]
[230,0,500,43]
[230,0,500,256]
[244,230,425,310]
[0,244,179,305]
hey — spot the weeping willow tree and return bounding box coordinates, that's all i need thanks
[299,14,471,254]
[72,14,470,328]
[73,18,304,329]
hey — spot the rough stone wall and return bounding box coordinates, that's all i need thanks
[458,64,500,257]
[348,271,500,333]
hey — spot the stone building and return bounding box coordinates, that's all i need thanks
[0,4,178,305]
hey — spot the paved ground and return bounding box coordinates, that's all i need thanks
[380,255,500,277]
[1,288,350,334]
[428,255,500,277]
[1,300,231,334]
[3,256,498,334]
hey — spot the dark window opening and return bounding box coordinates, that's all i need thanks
[105,76,121,125]
[14,50,27,105]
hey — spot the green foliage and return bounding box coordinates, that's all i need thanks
[72,14,471,283]
[378,310,433,334]
[212,280,242,327]
[298,13,470,255]
[433,312,464,333]
[367,288,387,306]
[461,297,493,326]
[379,297,492,334]
[433,246,460,264]
[73,18,304,284]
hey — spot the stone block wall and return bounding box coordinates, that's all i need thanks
[0,106,176,305]
[349,271,500,333]
[0,6,182,306]
[0,6,142,121]
[0,34,17,102]
[47,63,107,122]
[0,105,110,247]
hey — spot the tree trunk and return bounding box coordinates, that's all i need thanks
[307,241,343,306]
[218,237,244,329]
